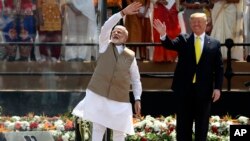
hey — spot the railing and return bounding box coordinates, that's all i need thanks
[223,39,250,90]
[0,39,249,91]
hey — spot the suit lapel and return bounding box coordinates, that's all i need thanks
[189,34,196,64]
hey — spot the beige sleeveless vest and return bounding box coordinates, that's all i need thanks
[87,43,135,102]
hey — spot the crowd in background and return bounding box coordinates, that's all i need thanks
[0,0,98,62]
[0,0,249,62]
[120,0,249,62]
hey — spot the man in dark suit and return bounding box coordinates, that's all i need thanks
[153,13,224,141]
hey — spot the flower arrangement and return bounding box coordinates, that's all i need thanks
[126,115,177,141]
[0,113,75,141]
[0,113,249,141]
[126,115,249,141]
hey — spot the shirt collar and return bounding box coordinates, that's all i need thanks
[194,32,205,41]
[116,45,124,54]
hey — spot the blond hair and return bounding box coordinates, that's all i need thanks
[190,13,207,22]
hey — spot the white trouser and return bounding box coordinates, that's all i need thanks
[92,122,126,141]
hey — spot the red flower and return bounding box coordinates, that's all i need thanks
[56,136,63,141]
[64,119,74,131]
[211,125,218,134]
[168,124,175,132]
[141,137,147,141]
[144,126,152,133]
[15,122,22,130]
[30,122,38,130]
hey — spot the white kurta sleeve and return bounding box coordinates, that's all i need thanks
[130,58,142,100]
[99,12,123,53]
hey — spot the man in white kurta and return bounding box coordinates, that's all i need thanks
[72,2,142,141]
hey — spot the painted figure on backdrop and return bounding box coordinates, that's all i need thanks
[124,0,152,61]
[61,0,97,62]
[152,0,180,62]
[17,0,36,61]
[180,0,210,33]
[2,0,18,61]
[72,2,142,140]
[153,12,224,141]
[244,0,250,62]
[0,0,6,60]
[210,0,243,61]
[36,0,62,62]
[2,0,36,61]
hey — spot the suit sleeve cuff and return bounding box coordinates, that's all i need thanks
[160,34,167,41]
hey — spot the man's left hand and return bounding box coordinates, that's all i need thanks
[134,100,141,116]
[212,89,221,102]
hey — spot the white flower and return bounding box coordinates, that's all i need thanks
[169,130,177,141]
[164,116,174,123]
[152,120,165,132]
[218,121,229,135]
[145,115,155,121]
[69,131,76,140]
[211,121,220,127]
[56,124,65,131]
[4,121,11,128]
[49,130,63,137]
[207,132,219,140]
[221,136,230,141]
[210,115,221,122]
[20,121,30,130]
[37,123,44,131]
[54,119,65,131]
[145,120,153,129]
[134,121,145,129]
[48,130,57,136]
[6,122,15,131]
[237,116,249,125]
[11,116,21,121]
[62,133,70,141]
[138,131,146,136]
[226,120,233,126]
[168,118,176,127]
[62,131,75,141]
[54,119,64,126]
[33,115,41,121]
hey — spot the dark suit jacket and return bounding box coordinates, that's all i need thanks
[161,33,224,99]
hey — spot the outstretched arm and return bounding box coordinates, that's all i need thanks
[99,2,142,53]
[153,19,185,51]
[121,2,142,16]
[153,19,167,37]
